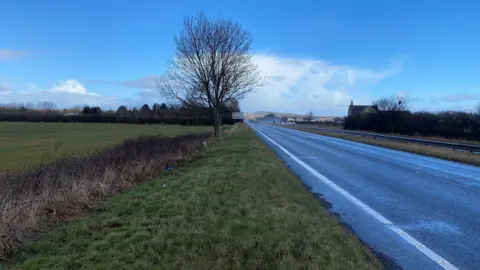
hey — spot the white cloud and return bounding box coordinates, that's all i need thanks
[0,49,29,61]
[50,79,100,96]
[241,54,400,115]
[0,82,12,94]
[3,54,399,112]
[435,93,480,103]
[0,79,116,108]
[100,54,401,115]
[91,75,158,90]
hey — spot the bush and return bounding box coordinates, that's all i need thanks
[0,132,212,259]
[345,111,480,141]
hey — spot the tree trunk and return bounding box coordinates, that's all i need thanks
[213,108,222,137]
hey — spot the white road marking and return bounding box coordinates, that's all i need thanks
[251,125,458,270]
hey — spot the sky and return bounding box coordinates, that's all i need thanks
[1,0,480,116]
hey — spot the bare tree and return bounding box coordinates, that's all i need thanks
[372,95,410,132]
[226,98,240,112]
[306,109,314,122]
[25,102,35,110]
[373,95,410,112]
[156,12,262,137]
[475,102,480,116]
[36,101,57,112]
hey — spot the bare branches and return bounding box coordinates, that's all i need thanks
[157,12,262,136]
[373,95,410,112]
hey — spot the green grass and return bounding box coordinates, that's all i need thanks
[5,125,380,270]
[0,122,208,170]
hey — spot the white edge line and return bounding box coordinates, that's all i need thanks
[251,124,458,270]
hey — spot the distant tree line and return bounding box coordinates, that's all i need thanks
[345,96,480,141]
[0,100,241,126]
[0,101,59,113]
[82,106,102,115]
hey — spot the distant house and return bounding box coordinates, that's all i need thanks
[348,101,378,117]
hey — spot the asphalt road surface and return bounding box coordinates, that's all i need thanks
[249,122,480,270]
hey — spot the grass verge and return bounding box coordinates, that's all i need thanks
[0,132,211,260]
[283,125,480,166]
[295,124,480,145]
[0,122,208,170]
[5,125,380,270]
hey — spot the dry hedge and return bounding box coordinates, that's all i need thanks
[0,132,211,259]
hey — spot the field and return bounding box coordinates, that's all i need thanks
[5,125,380,269]
[283,124,480,166]
[0,122,208,170]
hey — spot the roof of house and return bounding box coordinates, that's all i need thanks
[348,105,378,117]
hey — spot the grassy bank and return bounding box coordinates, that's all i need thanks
[6,125,380,270]
[0,132,211,260]
[284,125,480,166]
[0,122,208,170]
[295,123,480,145]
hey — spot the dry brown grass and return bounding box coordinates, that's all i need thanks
[296,123,480,145]
[286,126,480,166]
[0,132,212,259]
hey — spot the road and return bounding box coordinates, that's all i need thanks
[249,122,480,270]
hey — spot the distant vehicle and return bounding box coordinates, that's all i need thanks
[288,119,295,125]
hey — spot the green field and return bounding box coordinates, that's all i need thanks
[0,122,208,170]
[6,125,380,270]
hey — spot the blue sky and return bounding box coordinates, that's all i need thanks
[1,0,480,115]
